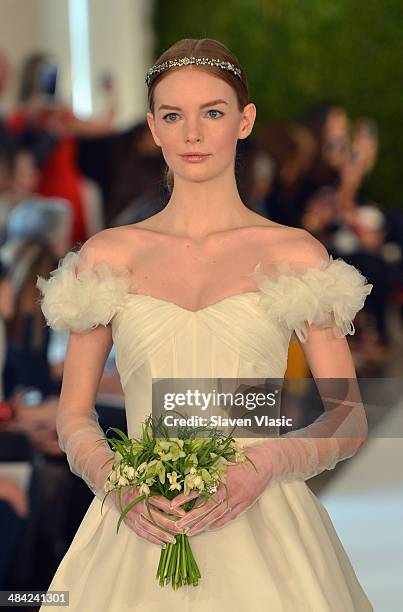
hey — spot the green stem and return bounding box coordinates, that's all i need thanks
[155,517,202,589]
[156,545,167,578]
[167,541,176,584]
[174,537,181,587]
[162,544,173,580]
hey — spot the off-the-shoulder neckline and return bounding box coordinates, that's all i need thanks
[58,251,341,314]
[121,259,335,313]
[68,248,334,283]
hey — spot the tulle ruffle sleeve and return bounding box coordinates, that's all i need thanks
[249,256,373,342]
[36,250,132,333]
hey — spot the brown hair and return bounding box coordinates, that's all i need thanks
[4,239,58,350]
[147,38,250,194]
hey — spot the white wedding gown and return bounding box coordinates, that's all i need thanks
[36,249,374,611]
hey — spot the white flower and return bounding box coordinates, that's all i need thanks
[113,463,121,476]
[136,462,148,475]
[167,471,182,491]
[188,453,198,466]
[233,442,246,462]
[156,440,172,452]
[118,475,129,487]
[184,469,206,494]
[139,483,150,496]
[104,480,114,492]
[123,465,136,479]
[235,450,246,463]
[145,459,166,484]
[171,438,184,448]
[109,470,118,483]
[193,475,204,491]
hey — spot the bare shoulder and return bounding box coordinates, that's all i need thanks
[259,225,329,264]
[280,227,330,264]
[77,228,131,268]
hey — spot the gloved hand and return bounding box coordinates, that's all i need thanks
[110,486,190,546]
[171,379,368,536]
[56,407,187,546]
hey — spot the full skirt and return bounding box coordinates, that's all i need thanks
[39,480,373,611]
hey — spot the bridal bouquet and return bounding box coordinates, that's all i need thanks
[99,414,254,590]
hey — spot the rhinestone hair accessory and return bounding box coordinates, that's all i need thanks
[145,56,242,87]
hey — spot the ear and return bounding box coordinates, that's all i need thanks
[146,112,161,148]
[238,102,257,140]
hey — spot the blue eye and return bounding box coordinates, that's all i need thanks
[163,112,179,122]
[207,109,224,119]
[162,109,224,122]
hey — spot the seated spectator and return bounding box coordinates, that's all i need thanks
[0,144,58,246]
[300,186,339,246]
[0,238,60,399]
[106,121,166,227]
[256,121,318,227]
[0,139,16,246]
[0,476,29,589]
[332,205,395,347]
[6,197,72,257]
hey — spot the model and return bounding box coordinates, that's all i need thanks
[36,38,374,611]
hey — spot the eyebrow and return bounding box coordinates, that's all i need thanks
[158,99,229,112]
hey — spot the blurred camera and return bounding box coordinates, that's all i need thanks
[38,61,59,100]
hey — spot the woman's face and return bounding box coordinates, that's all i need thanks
[13,151,40,197]
[146,67,256,184]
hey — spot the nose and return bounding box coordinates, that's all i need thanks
[184,118,203,144]
[185,133,202,144]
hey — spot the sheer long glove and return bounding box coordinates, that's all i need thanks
[56,407,117,507]
[175,379,369,535]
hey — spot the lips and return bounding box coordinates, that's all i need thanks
[180,153,211,161]
[181,153,209,156]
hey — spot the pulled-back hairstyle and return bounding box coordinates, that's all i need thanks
[146,38,250,193]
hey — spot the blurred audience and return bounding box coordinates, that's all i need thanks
[6,52,118,246]
[1,238,60,400]
[106,121,166,226]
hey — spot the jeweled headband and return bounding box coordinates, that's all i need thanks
[144,56,242,87]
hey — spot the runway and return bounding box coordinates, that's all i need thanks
[319,402,403,611]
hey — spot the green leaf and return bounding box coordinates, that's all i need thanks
[116,494,147,534]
